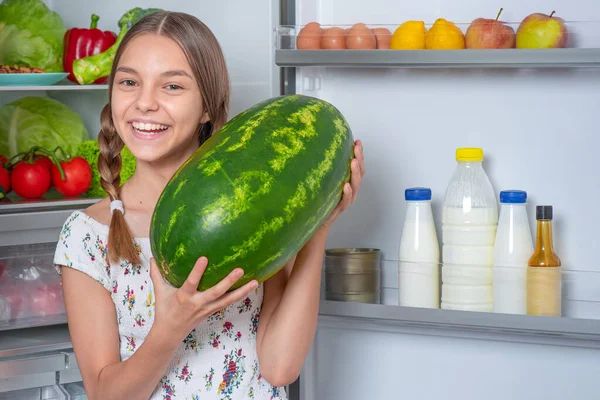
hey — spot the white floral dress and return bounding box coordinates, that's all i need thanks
[54,211,288,400]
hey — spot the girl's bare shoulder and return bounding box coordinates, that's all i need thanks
[84,197,112,227]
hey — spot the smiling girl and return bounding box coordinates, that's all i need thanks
[54,11,364,400]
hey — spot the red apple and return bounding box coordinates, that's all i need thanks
[466,8,516,49]
[516,11,568,48]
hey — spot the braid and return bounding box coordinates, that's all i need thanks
[98,104,140,265]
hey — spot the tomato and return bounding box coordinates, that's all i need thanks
[30,283,64,317]
[11,160,52,199]
[24,154,53,173]
[0,165,10,198]
[51,156,92,197]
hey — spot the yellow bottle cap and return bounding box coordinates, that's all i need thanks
[456,148,483,162]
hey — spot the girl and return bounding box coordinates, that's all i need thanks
[54,11,364,400]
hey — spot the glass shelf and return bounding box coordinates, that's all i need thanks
[0,83,108,92]
[275,21,600,69]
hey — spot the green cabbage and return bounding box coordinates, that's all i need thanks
[0,0,67,72]
[0,97,89,158]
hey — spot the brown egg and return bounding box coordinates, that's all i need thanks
[372,27,392,49]
[346,23,377,50]
[296,22,322,50]
[321,27,347,50]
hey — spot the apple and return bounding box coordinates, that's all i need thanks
[516,11,568,48]
[466,8,516,49]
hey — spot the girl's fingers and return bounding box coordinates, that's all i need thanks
[350,159,362,203]
[355,140,365,176]
[202,267,245,302]
[209,279,259,311]
[180,256,209,293]
[149,257,167,297]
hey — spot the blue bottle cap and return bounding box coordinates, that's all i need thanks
[405,187,432,201]
[500,190,527,204]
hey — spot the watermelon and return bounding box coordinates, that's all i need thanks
[149,94,354,291]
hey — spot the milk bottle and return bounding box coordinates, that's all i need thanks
[492,190,534,315]
[398,187,440,308]
[441,148,497,312]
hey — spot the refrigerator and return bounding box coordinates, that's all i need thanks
[2,0,600,399]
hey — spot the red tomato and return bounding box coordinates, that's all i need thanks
[0,165,10,197]
[24,154,53,173]
[30,283,64,317]
[11,160,52,199]
[51,156,92,197]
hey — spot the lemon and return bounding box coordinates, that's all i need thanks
[390,21,426,50]
[425,18,465,50]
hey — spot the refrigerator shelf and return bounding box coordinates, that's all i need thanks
[275,48,600,69]
[0,325,71,360]
[0,197,100,247]
[0,83,108,92]
[319,300,600,348]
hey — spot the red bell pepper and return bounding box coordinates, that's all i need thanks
[63,14,117,84]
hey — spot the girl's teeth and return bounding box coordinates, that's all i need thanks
[132,122,168,134]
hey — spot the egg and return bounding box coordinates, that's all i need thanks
[346,23,376,50]
[372,28,392,49]
[296,22,322,50]
[321,27,347,50]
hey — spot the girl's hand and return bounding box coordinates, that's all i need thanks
[149,256,258,342]
[321,139,365,230]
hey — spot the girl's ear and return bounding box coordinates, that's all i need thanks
[200,111,210,124]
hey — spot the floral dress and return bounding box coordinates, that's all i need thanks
[54,211,288,400]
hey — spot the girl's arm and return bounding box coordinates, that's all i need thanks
[62,257,257,400]
[256,141,364,387]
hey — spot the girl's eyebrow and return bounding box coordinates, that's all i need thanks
[161,70,193,79]
[115,66,138,75]
[115,66,192,80]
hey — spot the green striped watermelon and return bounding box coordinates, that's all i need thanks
[149,94,354,291]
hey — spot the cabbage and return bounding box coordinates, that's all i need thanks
[0,0,67,72]
[0,97,89,158]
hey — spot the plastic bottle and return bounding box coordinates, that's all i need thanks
[492,190,534,315]
[527,205,562,317]
[398,187,440,308]
[441,148,498,312]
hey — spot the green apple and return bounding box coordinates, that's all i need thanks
[516,11,568,48]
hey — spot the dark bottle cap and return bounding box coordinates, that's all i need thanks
[536,205,553,220]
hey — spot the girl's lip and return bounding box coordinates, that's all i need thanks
[129,122,170,141]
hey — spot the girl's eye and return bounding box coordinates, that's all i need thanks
[119,79,137,87]
[165,84,183,91]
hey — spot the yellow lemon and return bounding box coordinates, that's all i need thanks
[425,18,465,50]
[390,21,426,50]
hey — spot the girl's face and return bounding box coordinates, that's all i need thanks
[111,34,207,167]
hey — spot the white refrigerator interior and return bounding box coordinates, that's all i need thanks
[292,0,600,399]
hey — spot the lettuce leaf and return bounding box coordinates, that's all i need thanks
[0,97,89,158]
[0,0,67,72]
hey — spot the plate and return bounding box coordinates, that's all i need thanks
[0,73,69,87]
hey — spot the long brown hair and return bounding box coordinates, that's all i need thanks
[99,11,231,264]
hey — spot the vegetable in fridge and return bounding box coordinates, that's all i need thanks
[0,0,67,72]
[63,14,117,84]
[0,97,89,159]
[72,7,163,85]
